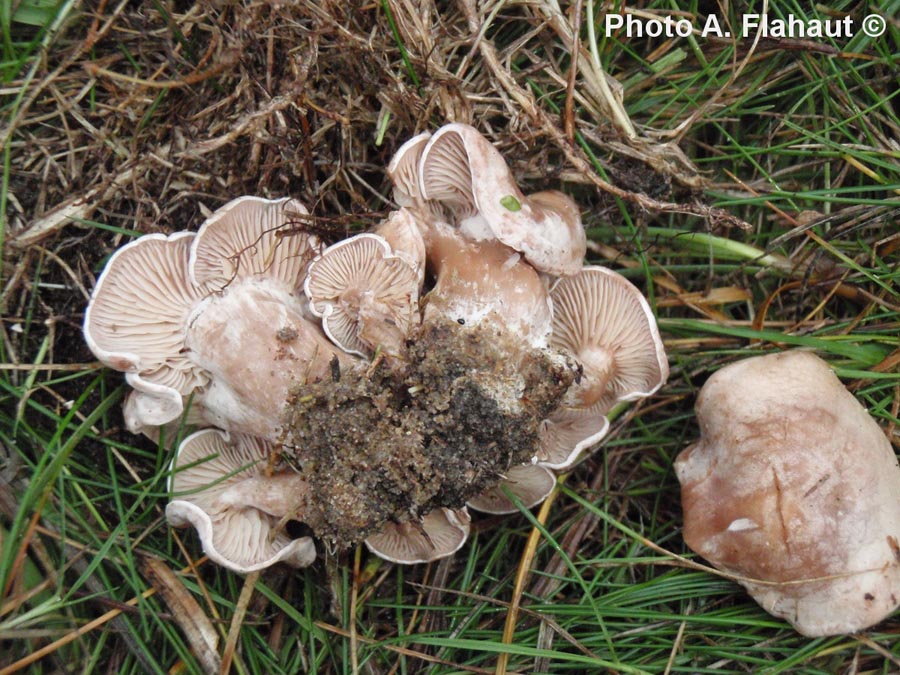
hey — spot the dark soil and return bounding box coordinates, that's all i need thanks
[283,318,577,546]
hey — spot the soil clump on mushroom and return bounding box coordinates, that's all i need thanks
[284,318,577,546]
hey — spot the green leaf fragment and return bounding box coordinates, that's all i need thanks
[500,195,521,211]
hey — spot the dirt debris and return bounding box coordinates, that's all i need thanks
[283,318,577,546]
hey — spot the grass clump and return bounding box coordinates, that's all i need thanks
[2,0,900,673]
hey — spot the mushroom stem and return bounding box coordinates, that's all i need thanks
[218,470,310,517]
[355,296,408,356]
[304,233,420,359]
[422,223,552,346]
[565,345,615,408]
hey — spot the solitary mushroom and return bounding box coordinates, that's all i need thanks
[167,429,316,572]
[675,350,900,637]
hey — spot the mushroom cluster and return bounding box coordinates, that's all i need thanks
[84,123,668,572]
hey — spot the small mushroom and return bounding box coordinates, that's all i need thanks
[166,429,316,573]
[536,407,611,471]
[304,233,420,357]
[675,351,900,637]
[467,464,557,515]
[190,196,320,292]
[418,123,586,276]
[121,375,198,434]
[533,266,667,469]
[123,387,209,443]
[550,267,667,409]
[364,508,471,564]
[84,232,209,430]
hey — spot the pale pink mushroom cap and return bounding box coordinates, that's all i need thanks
[185,278,351,439]
[364,508,471,564]
[166,429,315,573]
[467,464,557,515]
[676,351,900,637]
[304,233,420,357]
[418,123,586,276]
[184,196,353,438]
[84,232,209,429]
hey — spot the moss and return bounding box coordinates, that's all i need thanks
[283,318,576,547]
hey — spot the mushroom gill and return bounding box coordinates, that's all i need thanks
[167,429,316,572]
[304,232,420,358]
[418,122,586,275]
